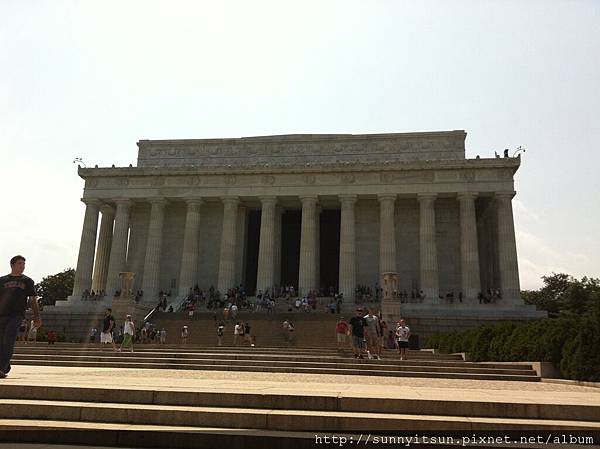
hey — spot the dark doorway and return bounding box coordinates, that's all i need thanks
[280,210,301,288]
[244,210,261,295]
[320,209,340,293]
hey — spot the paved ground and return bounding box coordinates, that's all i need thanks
[3,365,600,406]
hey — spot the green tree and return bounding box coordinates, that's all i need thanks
[36,268,75,305]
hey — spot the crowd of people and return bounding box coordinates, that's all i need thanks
[335,308,411,360]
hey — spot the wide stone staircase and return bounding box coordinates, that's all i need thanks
[0,377,599,448]
[11,343,540,381]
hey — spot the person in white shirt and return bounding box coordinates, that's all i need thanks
[395,319,411,361]
[120,315,135,352]
[233,322,242,346]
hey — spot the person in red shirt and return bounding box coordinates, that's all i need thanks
[335,317,349,350]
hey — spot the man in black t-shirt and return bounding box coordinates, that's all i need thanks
[348,308,367,359]
[100,308,117,351]
[0,255,41,378]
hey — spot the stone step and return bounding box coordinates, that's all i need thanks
[3,418,598,449]
[14,343,464,359]
[0,399,598,432]
[10,358,539,381]
[11,348,523,369]
[2,384,595,421]
[10,354,536,376]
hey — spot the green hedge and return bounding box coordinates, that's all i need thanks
[426,313,600,381]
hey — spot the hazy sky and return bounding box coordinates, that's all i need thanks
[1,0,598,289]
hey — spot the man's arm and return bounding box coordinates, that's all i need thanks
[29,296,42,329]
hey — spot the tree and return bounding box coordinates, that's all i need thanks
[36,268,75,305]
[522,273,600,317]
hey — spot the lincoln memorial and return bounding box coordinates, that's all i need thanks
[60,130,544,321]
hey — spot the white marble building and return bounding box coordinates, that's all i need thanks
[61,130,543,319]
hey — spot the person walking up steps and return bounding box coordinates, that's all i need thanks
[120,315,135,352]
[101,308,117,352]
[0,255,41,378]
[395,319,411,361]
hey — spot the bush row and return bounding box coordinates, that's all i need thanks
[426,313,600,382]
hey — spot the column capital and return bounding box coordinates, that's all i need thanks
[81,198,102,208]
[299,195,318,205]
[495,191,516,200]
[417,193,438,201]
[377,193,396,203]
[100,204,115,217]
[259,196,278,205]
[147,197,168,207]
[112,198,133,208]
[183,197,204,208]
[339,194,358,205]
[220,196,240,206]
[457,192,479,201]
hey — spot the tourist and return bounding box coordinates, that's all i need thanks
[120,315,135,352]
[363,309,382,359]
[385,330,397,349]
[47,329,57,345]
[233,321,243,346]
[335,317,349,350]
[90,327,97,343]
[101,308,117,352]
[181,325,188,344]
[216,321,224,346]
[27,319,39,343]
[244,322,253,346]
[160,328,166,344]
[349,308,367,359]
[0,256,41,378]
[17,318,28,342]
[395,319,411,361]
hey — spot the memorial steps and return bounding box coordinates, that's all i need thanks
[0,383,598,449]
[12,344,539,382]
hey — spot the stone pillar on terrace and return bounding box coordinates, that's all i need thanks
[378,194,397,275]
[91,205,115,293]
[298,195,318,296]
[141,198,166,302]
[418,193,439,303]
[217,197,239,293]
[338,195,357,301]
[256,196,277,295]
[496,191,521,303]
[458,192,481,303]
[72,199,101,299]
[178,198,203,297]
[235,206,247,288]
[105,199,132,297]
[273,206,283,295]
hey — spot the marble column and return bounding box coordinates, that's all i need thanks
[418,193,439,302]
[256,196,277,295]
[235,206,247,288]
[378,194,397,275]
[91,205,114,293]
[178,198,203,297]
[298,195,318,296]
[458,193,481,302]
[338,195,357,301]
[496,191,521,302]
[273,206,283,294]
[105,199,132,297]
[141,198,166,301]
[217,196,239,293]
[72,199,101,298]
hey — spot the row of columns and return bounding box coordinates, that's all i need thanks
[71,192,521,304]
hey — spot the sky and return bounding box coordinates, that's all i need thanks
[1,0,598,290]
